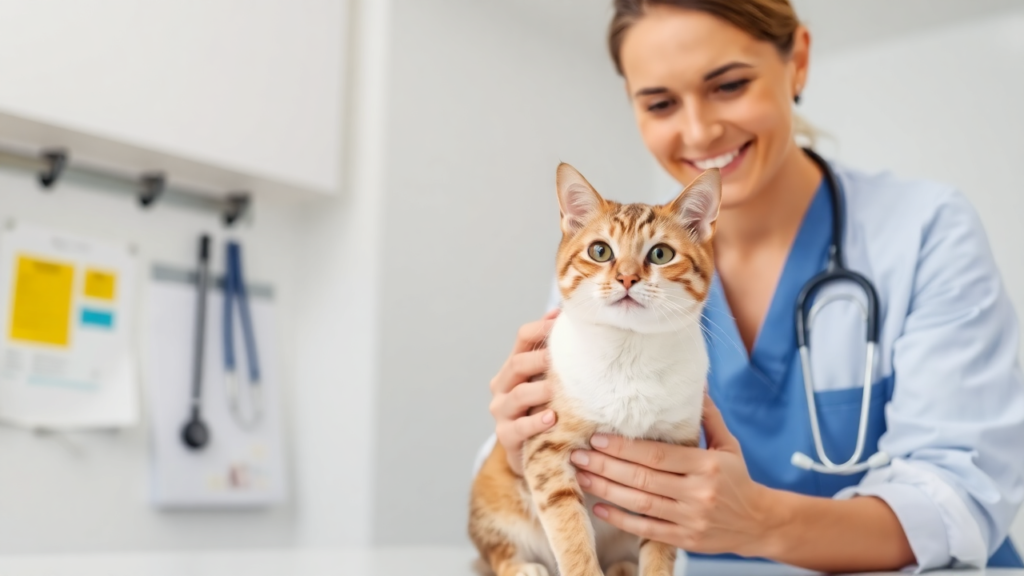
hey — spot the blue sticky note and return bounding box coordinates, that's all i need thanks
[80,308,114,329]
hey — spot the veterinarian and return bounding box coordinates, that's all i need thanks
[483,0,1024,572]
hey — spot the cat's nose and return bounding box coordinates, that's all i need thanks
[617,274,640,289]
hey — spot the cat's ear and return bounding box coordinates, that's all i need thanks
[669,168,721,243]
[556,163,605,235]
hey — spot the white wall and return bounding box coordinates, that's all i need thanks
[289,0,390,547]
[0,0,346,195]
[366,0,658,546]
[798,6,1024,546]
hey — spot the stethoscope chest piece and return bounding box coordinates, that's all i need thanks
[181,416,210,450]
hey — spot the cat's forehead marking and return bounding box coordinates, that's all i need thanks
[609,203,658,237]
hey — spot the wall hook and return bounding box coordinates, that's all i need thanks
[223,193,251,226]
[38,149,68,189]
[139,172,166,207]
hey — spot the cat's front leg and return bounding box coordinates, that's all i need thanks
[639,538,676,576]
[523,433,602,576]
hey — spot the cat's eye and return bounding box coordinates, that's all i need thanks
[648,244,675,265]
[588,242,614,262]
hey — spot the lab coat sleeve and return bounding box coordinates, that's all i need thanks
[835,190,1024,571]
[473,433,498,476]
[546,278,562,312]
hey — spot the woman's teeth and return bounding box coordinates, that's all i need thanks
[692,146,742,170]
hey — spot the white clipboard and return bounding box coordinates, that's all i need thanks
[143,264,287,508]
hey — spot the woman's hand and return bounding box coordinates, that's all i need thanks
[571,393,779,557]
[489,308,560,475]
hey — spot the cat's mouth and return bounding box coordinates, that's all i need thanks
[611,294,644,309]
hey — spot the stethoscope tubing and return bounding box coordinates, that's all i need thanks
[223,241,263,430]
[792,148,888,475]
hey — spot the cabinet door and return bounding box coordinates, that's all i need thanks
[0,0,347,196]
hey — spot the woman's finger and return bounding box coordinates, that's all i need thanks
[576,471,677,521]
[590,501,675,544]
[511,315,559,354]
[502,380,553,419]
[507,410,557,445]
[570,449,678,498]
[491,349,549,394]
[589,435,708,475]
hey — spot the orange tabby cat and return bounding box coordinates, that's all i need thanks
[469,163,721,576]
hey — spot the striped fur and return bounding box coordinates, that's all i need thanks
[470,164,720,576]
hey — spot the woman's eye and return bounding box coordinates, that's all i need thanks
[646,99,674,113]
[588,242,614,262]
[648,244,675,265]
[716,79,750,94]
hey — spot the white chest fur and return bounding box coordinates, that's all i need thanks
[548,315,708,442]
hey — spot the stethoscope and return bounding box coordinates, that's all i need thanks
[181,237,262,451]
[789,148,891,476]
[222,240,263,430]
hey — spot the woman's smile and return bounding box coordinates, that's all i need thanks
[682,140,753,176]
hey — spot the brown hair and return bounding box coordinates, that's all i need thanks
[608,0,800,75]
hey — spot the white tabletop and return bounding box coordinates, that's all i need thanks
[0,547,1018,576]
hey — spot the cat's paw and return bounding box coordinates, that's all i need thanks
[605,561,639,576]
[510,563,550,576]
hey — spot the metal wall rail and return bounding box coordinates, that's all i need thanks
[0,146,252,226]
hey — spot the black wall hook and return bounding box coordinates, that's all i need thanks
[223,193,251,226]
[38,149,68,189]
[139,172,166,207]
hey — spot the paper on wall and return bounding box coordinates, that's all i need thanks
[0,222,138,428]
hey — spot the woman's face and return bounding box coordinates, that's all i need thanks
[619,6,809,209]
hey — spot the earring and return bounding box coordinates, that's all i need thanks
[793,93,802,105]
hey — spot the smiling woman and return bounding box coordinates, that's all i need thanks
[612,1,814,215]
[478,0,1024,573]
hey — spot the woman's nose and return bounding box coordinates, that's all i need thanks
[679,101,723,150]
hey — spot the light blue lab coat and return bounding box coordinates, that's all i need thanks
[694,165,1024,571]
[481,160,1024,571]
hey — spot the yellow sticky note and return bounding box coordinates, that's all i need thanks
[84,269,117,301]
[9,256,75,346]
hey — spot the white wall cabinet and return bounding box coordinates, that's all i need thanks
[0,0,346,198]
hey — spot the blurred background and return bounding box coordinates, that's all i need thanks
[0,0,1021,560]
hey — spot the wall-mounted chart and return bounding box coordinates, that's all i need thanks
[0,222,138,428]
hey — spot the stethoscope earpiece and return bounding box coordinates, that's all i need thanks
[791,449,890,475]
[791,451,815,470]
[866,451,891,468]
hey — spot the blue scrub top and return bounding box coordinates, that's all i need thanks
[699,178,1021,568]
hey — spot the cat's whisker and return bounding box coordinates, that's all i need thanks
[655,299,711,346]
[665,297,746,357]
[657,297,727,352]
